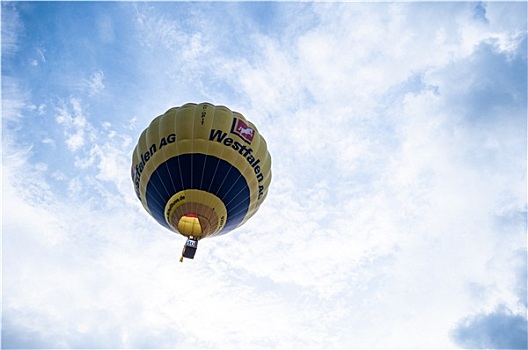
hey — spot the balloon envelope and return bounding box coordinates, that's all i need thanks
[131,103,271,240]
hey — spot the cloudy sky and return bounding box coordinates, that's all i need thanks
[2,1,527,349]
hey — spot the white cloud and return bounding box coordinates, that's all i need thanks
[84,70,105,97]
[1,76,32,123]
[55,98,94,152]
[2,2,526,348]
[97,13,115,44]
[42,137,56,148]
[36,47,46,62]
[134,4,186,51]
[30,47,46,66]
[1,3,22,57]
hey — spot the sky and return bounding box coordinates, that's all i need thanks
[1,1,527,349]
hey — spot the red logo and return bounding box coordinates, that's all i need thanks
[231,118,255,144]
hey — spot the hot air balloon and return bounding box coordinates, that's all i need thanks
[131,103,272,261]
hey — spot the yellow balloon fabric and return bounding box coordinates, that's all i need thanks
[131,103,272,239]
[177,214,203,237]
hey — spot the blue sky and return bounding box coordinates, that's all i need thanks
[2,1,527,348]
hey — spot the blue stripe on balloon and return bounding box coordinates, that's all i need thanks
[145,153,250,234]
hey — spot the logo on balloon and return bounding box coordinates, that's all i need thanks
[231,118,255,144]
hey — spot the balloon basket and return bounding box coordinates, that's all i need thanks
[180,237,198,262]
